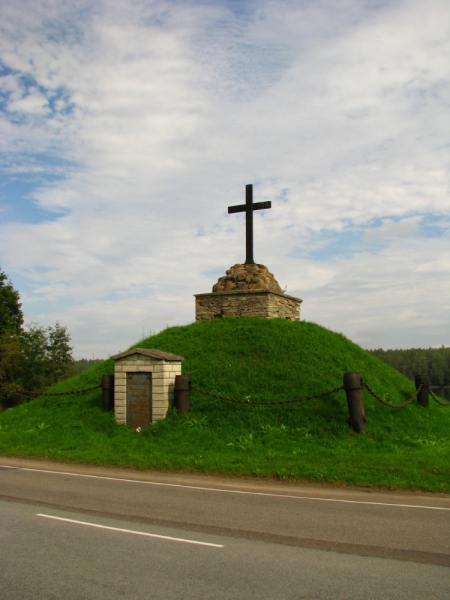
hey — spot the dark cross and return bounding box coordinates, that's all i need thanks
[228,184,271,265]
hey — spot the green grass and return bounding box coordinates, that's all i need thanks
[1,318,449,492]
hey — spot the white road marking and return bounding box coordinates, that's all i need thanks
[37,514,224,547]
[2,464,449,511]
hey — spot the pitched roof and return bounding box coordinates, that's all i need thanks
[110,348,184,362]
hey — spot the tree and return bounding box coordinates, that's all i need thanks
[20,323,77,391]
[0,269,24,404]
[369,347,450,386]
[0,331,23,388]
[0,268,76,406]
[0,268,23,336]
[46,321,77,385]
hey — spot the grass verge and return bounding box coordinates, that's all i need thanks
[0,318,449,492]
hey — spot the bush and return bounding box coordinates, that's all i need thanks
[0,268,76,407]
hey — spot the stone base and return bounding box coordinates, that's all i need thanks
[195,290,302,322]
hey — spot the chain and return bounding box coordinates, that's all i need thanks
[190,385,344,405]
[1,385,101,398]
[430,390,450,406]
[363,381,422,408]
[431,380,450,393]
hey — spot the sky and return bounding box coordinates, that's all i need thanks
[0,0,449,359]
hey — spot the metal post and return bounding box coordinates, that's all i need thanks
[414,374,430,409]
[343,372,366,433]
[101,374,115,411]
[174,375,191,415]
[245,184,254,264]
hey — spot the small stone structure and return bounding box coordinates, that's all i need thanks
[195,263,302,322]
[111,348,183,428]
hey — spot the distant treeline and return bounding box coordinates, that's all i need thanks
[75,358,103,374]
[368,347,450,386]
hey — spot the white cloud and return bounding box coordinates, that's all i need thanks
[300,234,450,349]
[7,88,50,115]
[0,0,449,356]
[363,217,421,242]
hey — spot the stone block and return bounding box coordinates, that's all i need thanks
[151,371,164,379]
[195,290,301,322]
[153,408,167,417]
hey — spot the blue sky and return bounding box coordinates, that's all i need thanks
[0,0,449,358]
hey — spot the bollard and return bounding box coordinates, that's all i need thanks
[343,372,366,433]
[174,375,191,415]
[414,374,430,409]
[101,374,115,412]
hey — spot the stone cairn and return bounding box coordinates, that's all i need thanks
[195,263,301,321]
[212,264,283,294]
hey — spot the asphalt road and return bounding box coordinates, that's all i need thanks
[1,457,449,599]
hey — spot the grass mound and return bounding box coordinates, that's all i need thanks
[1,318,449,491]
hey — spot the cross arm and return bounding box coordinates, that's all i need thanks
[228,201,271,214]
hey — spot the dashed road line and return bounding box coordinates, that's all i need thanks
[37,514,224,547]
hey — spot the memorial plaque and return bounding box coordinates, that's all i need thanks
[127,372,152,429]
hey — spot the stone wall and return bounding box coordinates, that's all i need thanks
[195,290,301,322]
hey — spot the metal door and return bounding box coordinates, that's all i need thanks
[126,372,152,429]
